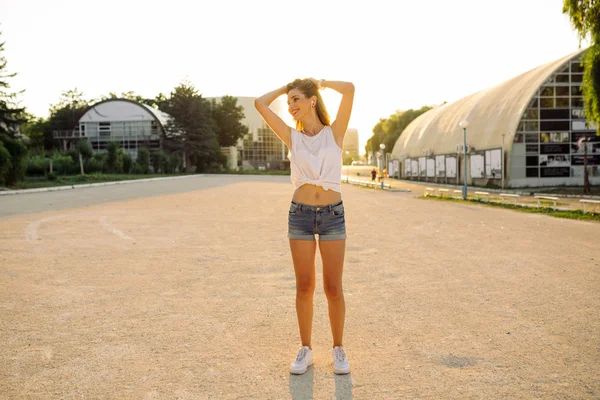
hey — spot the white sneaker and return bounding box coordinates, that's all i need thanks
[333,346,350,374]
[290,346,313,375]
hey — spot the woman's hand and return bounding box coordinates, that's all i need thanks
[308,78,321,89]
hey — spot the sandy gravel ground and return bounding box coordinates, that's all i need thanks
[0,175,598,399]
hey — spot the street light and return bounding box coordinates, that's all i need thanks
[501,133,506,189]
[458,120,469,200]
[379,143,386,189]
[345,151,350,183]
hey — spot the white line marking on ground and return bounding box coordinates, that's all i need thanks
[25,215,67,241]
[99,216,132,240]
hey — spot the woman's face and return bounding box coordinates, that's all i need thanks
[287,89,313,121]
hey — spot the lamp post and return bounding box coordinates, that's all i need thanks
[501,133,506,189]
[379,143,386,189]
[458,120,469,199]
[345,151,350,183]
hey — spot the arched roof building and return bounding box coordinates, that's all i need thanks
[392,49,599,188]
[54,99,171,158]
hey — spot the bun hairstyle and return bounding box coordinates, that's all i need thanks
[286,78,330,132]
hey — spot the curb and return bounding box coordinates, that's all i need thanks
[0,174,205,196]
[394,179,600,201]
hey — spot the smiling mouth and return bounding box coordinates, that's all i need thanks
[291,110,299,117]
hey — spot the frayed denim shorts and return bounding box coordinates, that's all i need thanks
[288,200,347,241]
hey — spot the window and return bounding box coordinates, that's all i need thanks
[518,121,539,131]
[572,74,583,83]
[555,86,569,96]
[540,121,570,131]
[572,120,590,131]
[555,74,569,84]
[571,97,584,108]
[556,98,569,108]
[540,109,569,120]
[526,144,539,153]
[526,156,539,166]
[525,133,538,143]
[540,98,554,108]
[571,62,584,73]
[572,108,585,119]
[571,86,583,96]
[526,168,539,177]
[522,109,538,119]
[99,122,111,138]
[528,98,539,108]
[540,86,554,96]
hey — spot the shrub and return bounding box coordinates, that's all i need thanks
[122,153,133,174]
[0,141,11,186]
[51,154,74,175]
[136,148,150,174]
[0,135,28,185]
[26,155,51,176]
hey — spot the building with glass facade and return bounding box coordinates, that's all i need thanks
[392,48,599,188]
[211,96,289,170]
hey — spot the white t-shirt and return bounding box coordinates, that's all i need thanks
[288,126,342,193]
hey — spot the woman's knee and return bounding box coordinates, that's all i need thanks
[296,277,315,296]
[324,282,343,300]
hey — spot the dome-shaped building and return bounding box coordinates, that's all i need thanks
[392,49,599,188]
[54,98,171,159]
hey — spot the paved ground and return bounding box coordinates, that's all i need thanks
[0,175,598,399]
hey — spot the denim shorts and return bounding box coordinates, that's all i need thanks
[288,200,347,241]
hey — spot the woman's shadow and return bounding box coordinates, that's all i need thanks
[289,368,353,400]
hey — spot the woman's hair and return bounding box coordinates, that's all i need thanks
[286,78,331,131]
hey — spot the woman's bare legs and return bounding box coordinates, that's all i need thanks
[318,239,346,347]
[289,239,317,347]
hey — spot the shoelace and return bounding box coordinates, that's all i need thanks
[334,348,346,363]
[296,348,308,362]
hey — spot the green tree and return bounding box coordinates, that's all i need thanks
[122,153,133,174]
[563,0,600,132]
[136,147,150,174]
[105,141,121,173]
[211,96,249,147]
[77,140,93,159]
[0,140,11,185]
[0,31,27,137]
[159,82,219,172]
[0,31,28,186]
[365,106,432,155]
[0,134,27,185]
[43,88,90,149]
[563,0,600,194]
[20,116,46,149]
[150,149,168,173]
[100,91,159,107]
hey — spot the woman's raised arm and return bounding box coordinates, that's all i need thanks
[254,85,292,148]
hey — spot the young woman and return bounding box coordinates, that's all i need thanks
[255,78,355,375]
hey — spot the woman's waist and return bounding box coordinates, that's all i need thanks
[292,183,341,205]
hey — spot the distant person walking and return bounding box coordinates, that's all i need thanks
[255,78,355,375]
[371,168,377,182]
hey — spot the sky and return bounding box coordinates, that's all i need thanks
[0,0,589,153]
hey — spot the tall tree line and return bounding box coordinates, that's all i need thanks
[365,106,432,156]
